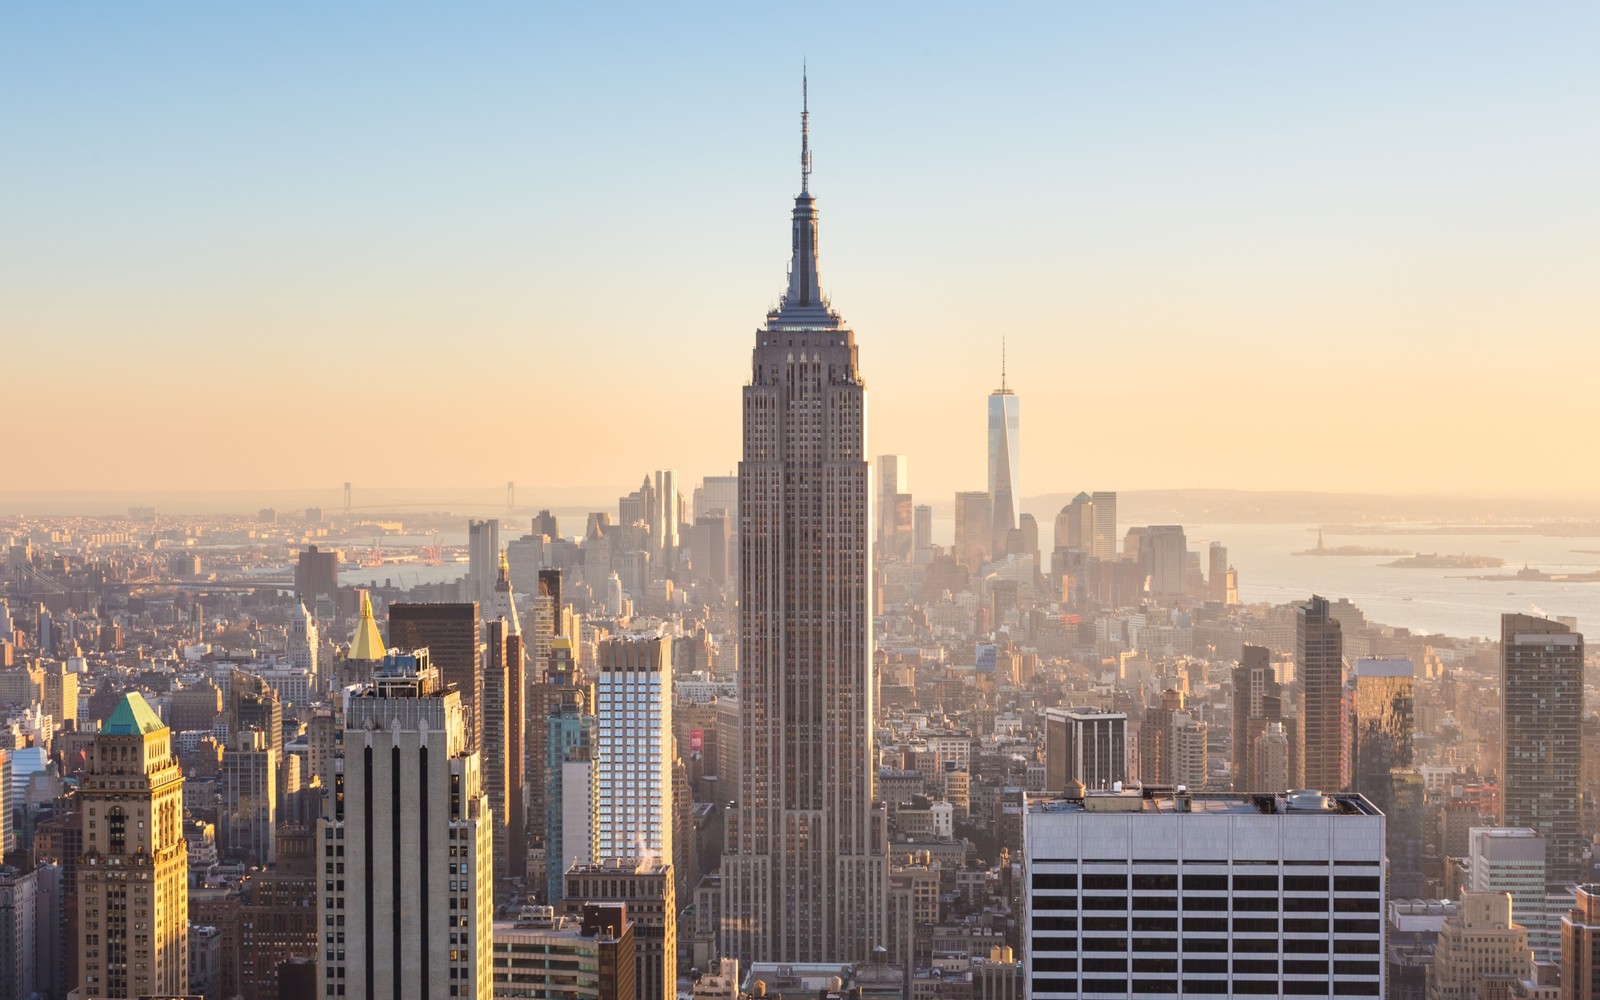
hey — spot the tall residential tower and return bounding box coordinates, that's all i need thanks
[720,77,887,964]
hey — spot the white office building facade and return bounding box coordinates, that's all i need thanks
[595,636,673,862]
[1024,789,1385,998]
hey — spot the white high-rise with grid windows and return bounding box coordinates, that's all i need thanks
[595,635,672,863]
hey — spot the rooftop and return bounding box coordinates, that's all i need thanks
[1029,786,1381,817]
[102,692,166,736]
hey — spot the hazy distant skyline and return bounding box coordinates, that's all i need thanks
[6,4,1596,498]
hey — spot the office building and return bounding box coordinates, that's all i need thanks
[595,635,672,863]
[546,696,595,905]
[219,730,278,867]
[229,667,284,757]
[913,504,933,553]
[1426,890,1531,1000]
[1024,787,1385,998]
[533,636,587,875]
[694,475,739,523]
[1054,492,1092,554]
[1470,827,1562,961]
[78,693,189,999]
[1255,723,1292,795]
[1561,885,1600,1000]
[294,546,340,616]
[481,552,527,882]
[565,861,671,1000]
[988,365,1020,555]
[490,904,636,1000]
[1349,657,1421,896]
[317,649,493,1000]
[1297,595,1346,793]
[0,749,9,858]
[1042,709,1126,792]
[1501,614,1584,887]
[652,470,681,570]
[288,598,319,692]
[468,519,501,608]
[955,491,994,570]
[1232,644,1297,794]
[42,662,78,731]
[482,616,525,887]
[388,602,483,752]
[1089,491,1117,562]
[1146,525,1188,601]
[877,454,912,563]
[1207,542,1228,603]
[236,825,318,1000]
[2,861,65,1000]
[721,82,887,965]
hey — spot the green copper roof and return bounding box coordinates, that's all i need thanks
[102,692,166,736]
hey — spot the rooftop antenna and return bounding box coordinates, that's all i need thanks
[800,62,812,194]
[1001,336,1007,392]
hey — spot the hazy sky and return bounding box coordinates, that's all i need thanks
[5,4,1597,502]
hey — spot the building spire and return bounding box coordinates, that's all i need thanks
[782,67,824,311]
[1001,336,1007,392]
[801,63,812,194]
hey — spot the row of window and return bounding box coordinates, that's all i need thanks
[1031,978,1380,996]
[1031,872,1381,893]
[1031,917,1381,939]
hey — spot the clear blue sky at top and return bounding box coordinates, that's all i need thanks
[7,2,1592,302]
[3,3,1597,494]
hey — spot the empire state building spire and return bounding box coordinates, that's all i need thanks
[723,79,886,966]
[783,69,825,313]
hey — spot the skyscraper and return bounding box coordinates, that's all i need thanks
[652,470,681,572]
[1207,541,1228,603]
[1089,491,1117,562]
[1042,708,1127,792]
[467,518,500,608]
[876,455,912,563]
[1501,613,1584,887]
[1561,884,1600,1000]
[288,597,319,690]
[482,552,527,881]
[1348,659,1414,813]
[1053,492,1092,554]
[1297,595,1346,792]
[721,78,886,964]
[987,359,1019,556]
[1146,524,1188,601]
[388,602,483,751]
[954,490,994,570]
[595,635,672,863]
[78,693,189,999]
[1232,644,1298,793]
[294,545,340,616]
[317,649,493,1000]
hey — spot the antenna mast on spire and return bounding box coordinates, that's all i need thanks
[1001,336,1007,392]
[801,63,812,193]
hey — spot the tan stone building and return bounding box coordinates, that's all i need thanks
[1427,891,1533,1000]
[77,692,188,999]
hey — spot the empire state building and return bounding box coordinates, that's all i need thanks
[720,80,887,963]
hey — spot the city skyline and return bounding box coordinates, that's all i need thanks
[6,4,1598,497]
[6,12,1600,997]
